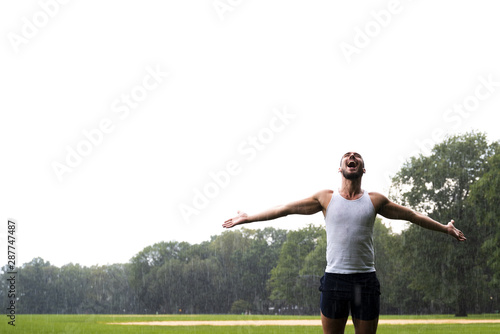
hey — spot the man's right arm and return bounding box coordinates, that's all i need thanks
[222,190,330,229]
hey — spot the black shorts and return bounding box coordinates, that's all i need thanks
[319,272,380,321]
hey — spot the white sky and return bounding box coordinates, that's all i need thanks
[1,0,499,267]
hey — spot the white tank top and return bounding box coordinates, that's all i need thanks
[324,190,376,274]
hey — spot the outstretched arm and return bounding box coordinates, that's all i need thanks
[371,192,466,241]
[222,190,329,229]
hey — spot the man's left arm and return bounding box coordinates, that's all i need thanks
[371,192,466,241]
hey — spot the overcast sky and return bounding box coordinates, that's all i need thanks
[1,0,499,267]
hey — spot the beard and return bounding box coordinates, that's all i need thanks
[342,167,363,180]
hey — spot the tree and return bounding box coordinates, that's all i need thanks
[268,224,324,314]
[372,218,407,314]
[129,241,192,313]
[208,227,286,313]
[390,132,498,316]
[467,153,500,312]
[298,226,327,312]
[231,299,253,314]
[17,258,58,313]
[231,228,287,313]
[56,263,86,313]
[209,229,251,312]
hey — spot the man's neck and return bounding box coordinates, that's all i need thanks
[339,178,363,200]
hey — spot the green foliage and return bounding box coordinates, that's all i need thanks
[230,299,253,314]
[268,224,325,313]
[389,131,499,316]
[468,153,500,292]
[3,138,499,316]
[372,218,408,313]
[391,132,497,218]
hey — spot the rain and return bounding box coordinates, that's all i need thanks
[1,1,500,333]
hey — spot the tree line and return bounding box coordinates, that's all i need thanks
[1,132,498,316]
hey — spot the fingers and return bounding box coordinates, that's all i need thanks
[448,219,466,241]
[223,211,247,228]
[453,221,466,241]
[222,219,234,228]
[223,212,240,228]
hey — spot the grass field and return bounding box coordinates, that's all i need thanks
[4,314,500,333]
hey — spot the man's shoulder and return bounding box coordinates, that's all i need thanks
[367,191,390,211]
[313,189,334,207]
[314,189,334,198]
[368,191,389,201]
[368,191,384,198]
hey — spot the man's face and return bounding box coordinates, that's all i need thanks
[339,152,365,180]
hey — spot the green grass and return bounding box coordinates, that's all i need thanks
[4,314,500,333]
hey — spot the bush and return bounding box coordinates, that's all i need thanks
[230,299,253,314]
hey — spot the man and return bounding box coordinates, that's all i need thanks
[222,152,466,334]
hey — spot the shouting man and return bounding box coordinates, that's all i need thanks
[223,152,466,334]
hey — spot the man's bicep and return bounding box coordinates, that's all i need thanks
[378,199,415,221]
[284,197,323,215]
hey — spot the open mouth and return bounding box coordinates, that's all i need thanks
[347,161,356,168]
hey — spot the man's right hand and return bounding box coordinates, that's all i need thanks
[222,211,249,228]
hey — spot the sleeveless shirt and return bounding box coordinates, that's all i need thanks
[324,190,376,274]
